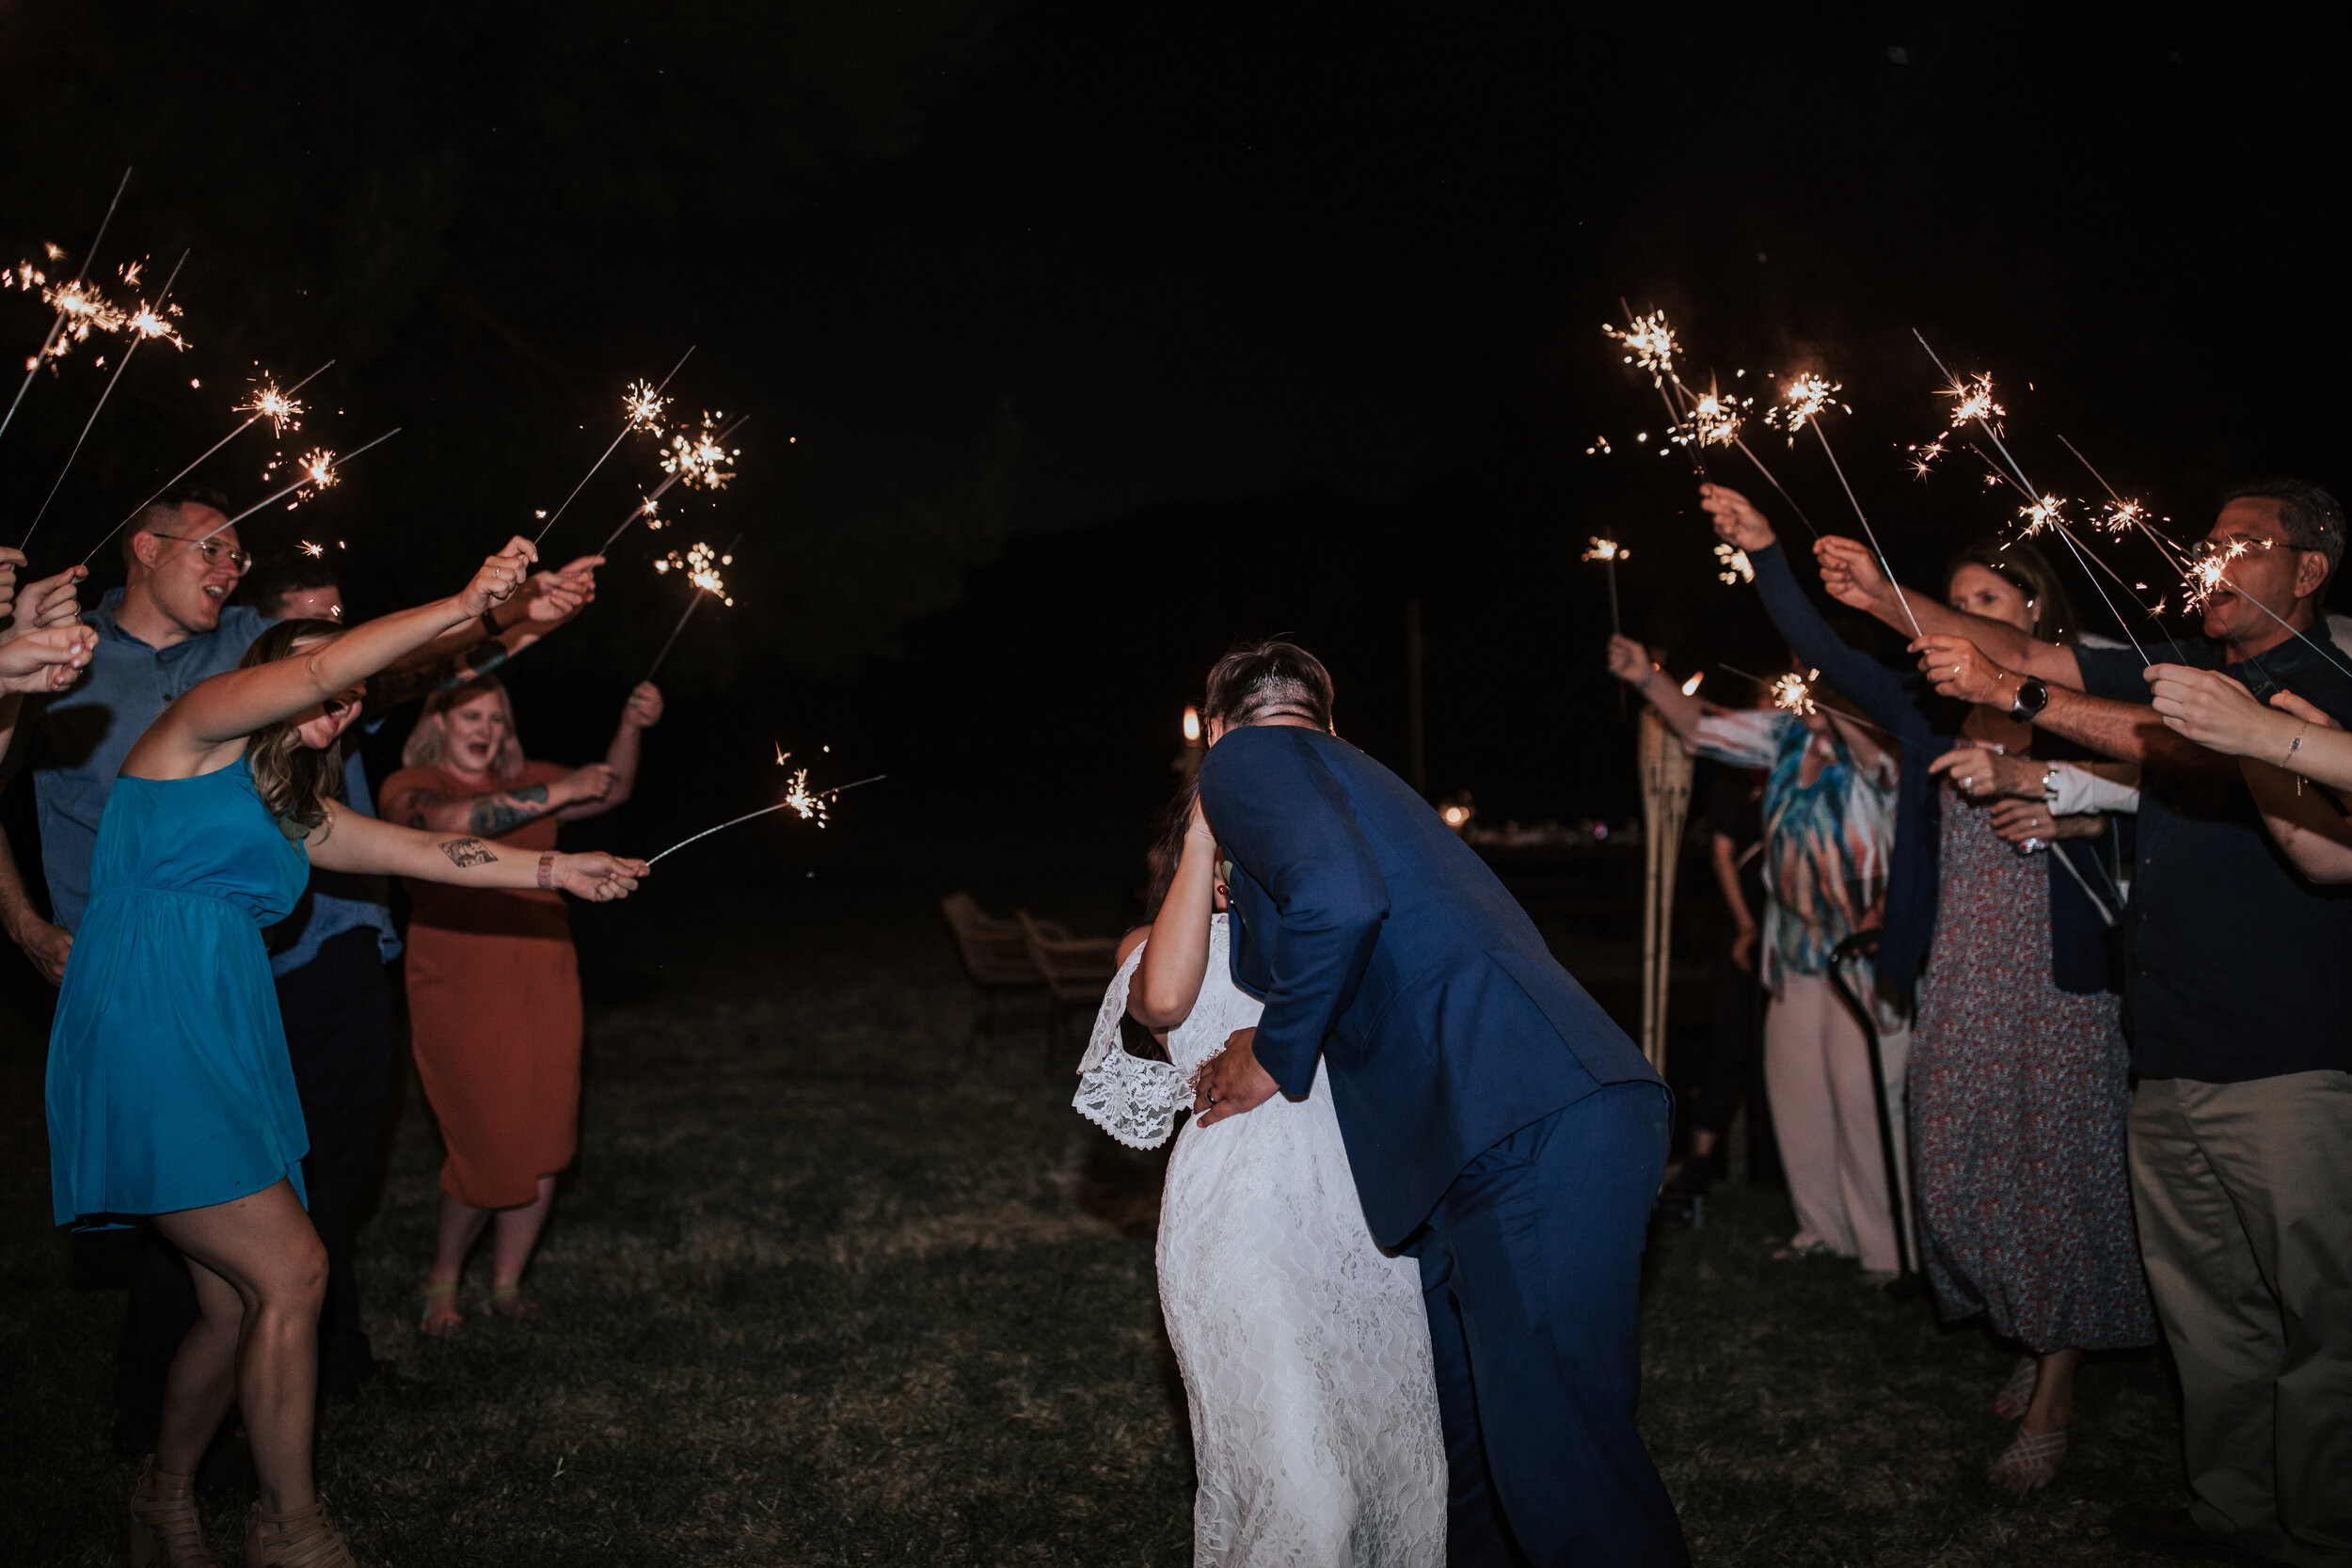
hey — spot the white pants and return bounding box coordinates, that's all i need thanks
[1764,972,1915,1274]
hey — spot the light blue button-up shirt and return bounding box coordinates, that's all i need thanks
[26,588,399,972]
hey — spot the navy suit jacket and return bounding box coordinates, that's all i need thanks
[1200,724,1662,1246]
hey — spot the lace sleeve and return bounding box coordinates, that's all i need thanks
[1072,940,1193,1150]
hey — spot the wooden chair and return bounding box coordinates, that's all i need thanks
[940,893,1044,1050]
[1018,911,1122,1056]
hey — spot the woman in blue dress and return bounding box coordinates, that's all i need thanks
[43,537,650,1568]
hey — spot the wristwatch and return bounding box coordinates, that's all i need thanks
[2010,674,2050,721]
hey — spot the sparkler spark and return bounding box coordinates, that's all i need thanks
[643,772,886,864]
[1940,372,2005,431]
[1714,541,1755,585]
[1677,384,1746,449]
[660,413,739,491]
[1603,310,1679,387]
[653,540,734,606]
[238,379,306,436]
[299,540,326,558]
[2018,494,2070,537]
[1680,672,1705,696]
[623,378,669,432]
[1770,372,1843,439]
[2099,499,2148,536]
[125,298,186,350]
[1581,536,1627,563]
[1772,670,1820,717]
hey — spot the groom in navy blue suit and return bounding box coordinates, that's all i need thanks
[1192,641,1688,1567]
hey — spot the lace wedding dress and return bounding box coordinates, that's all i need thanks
[1075,915,1444,1567]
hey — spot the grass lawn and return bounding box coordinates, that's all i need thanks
[1,891,2194,1565]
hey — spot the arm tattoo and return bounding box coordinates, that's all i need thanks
[438,837,497,868]
[467,784,549,836]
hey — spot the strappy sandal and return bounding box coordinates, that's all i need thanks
[129,1456,219,1567]
[485,1283,540,1321]
[1988,1424,2068,1492]
[1993,1354,2041,1421]
[418,1281,462,1338]
[245,1497,358,1567]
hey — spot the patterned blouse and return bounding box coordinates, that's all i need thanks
[1692,708,1899,994]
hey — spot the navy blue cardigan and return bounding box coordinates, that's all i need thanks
[1749,542,2118,998]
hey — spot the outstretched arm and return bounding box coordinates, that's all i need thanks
[305,797,648,897]
[1606,635,1708,745]
[135,540,537,774]
[374,554,603,688]
[1912,634,2237,774]
[1195,727,1388,1113]
[1807,531,2088,689]
[560,683,662,821]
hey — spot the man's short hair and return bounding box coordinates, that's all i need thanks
[1203,640,1335,731]
[237,553,341,614]
[121,483,233,573]
[2224,478,2345,586]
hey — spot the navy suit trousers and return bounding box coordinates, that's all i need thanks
[1417,1083,1689,1567]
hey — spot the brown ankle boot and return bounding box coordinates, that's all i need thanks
[243,1498,357,1567]
[129,1456,219,1568]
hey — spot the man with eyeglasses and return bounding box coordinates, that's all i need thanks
[0,486,602,1450]
[1815,482,2352,1567]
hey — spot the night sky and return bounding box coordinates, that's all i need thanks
[5,7,2347,910]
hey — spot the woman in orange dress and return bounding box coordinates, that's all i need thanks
[382,675,662,1334]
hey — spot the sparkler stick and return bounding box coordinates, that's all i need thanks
[596,411,750,555]
[645,774,886,864]
[533,346,693,543]
[2054,434,2193,573]
[641,592,706,684]
[78,360,335,568]
[0,166,132,447]
[1775,372,1920,641]
[183,427,403,547]
[19,248,187,548]
[1581,536,1626,637]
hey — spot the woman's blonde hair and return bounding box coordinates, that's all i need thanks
[401,674,526,784]
[237,619,352,835]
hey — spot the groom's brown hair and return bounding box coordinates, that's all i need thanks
[1203,640,1334,731]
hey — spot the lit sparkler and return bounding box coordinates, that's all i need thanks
[1604,310,1679,387]
[19,249,189,548]
[596,412,751,554]
[1769,364,1918,637]
[78,360,335,568]
[1714,541,1755,585]
[1582,535,1627,637]
[533,345,694,543]
[660,413,739,491]
[0,167,131,447]
[186,426,405,546]
[2018,494,2069,537]
[1772,669,1819,716]
[1680,672,1705,696]
[643,536,741,684]
[644,771,886,865]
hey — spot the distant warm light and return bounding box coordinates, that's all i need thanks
[1182,705,1201,744]
[1441,804,1470,828]
[1681,672,1705,696]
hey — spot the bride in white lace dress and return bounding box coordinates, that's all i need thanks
[1075,786,1444,1567]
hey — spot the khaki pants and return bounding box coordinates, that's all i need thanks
[1764,972,1915,1275]
[2129,1072,2352,1568]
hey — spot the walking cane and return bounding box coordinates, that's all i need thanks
[1823,929,1925,1301]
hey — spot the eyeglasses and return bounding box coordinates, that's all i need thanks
[151,534,254,575]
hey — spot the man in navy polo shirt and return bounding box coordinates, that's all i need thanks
[1817,481,2352,1567]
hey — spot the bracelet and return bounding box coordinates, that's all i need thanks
[2283,723,2311,769]
[536,851,556,890]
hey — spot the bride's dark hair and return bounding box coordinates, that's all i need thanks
[1143,774,1201,919]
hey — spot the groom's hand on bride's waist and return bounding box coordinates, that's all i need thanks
[1192,1027,1280,1127]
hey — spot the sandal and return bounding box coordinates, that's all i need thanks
[1988,1424,2068,1492]
[418,1281,462,1338]
[245,1497,357,1567]
[1768,1238,1837,1262]
[129,1456,219,1567]
[1993,1354,2041,1421]
[485,1283,540,1321]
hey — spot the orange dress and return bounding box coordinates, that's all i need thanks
[384,761,580,1209]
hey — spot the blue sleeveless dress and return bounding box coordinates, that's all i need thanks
[46,758,312,1228]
